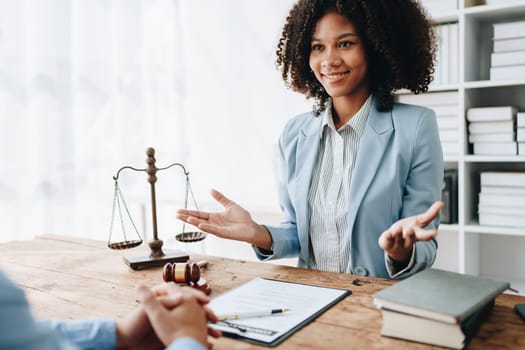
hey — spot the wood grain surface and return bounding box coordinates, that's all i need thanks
[0,235,524,349]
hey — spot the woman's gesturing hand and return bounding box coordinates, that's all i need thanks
[176,189,273,250]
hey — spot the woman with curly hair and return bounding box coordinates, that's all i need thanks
[177,0,444,279]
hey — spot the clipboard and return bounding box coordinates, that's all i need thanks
[208,277,351,347]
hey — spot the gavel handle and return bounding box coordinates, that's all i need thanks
[195,260,208,269]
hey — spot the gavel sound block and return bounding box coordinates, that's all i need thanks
[162,260,211,295]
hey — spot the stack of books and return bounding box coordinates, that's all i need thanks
[490,19,525,81]
[467,106,517,155]
[397,91,459,157]
[374,268,509,349]
[479,171,525,228]
[519,112,525,155]
[432,22,459,87]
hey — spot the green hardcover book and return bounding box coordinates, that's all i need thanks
[378,298,495,349]
[373,268,509,324]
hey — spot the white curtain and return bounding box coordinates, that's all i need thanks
[0,0,308,254]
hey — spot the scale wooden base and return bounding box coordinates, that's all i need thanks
[124,250,189,270]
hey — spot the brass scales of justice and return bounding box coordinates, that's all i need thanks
[107,147,207,270]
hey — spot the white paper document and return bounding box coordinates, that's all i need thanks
[208,277,351,346]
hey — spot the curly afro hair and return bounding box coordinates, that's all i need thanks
[276,0,436,115]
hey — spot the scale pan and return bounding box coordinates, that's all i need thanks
[175,231,207,243]
[108,239,143,250]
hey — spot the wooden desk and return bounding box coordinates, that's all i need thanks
[0,235,524,349]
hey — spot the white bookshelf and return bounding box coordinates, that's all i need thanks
[404,0,525,294]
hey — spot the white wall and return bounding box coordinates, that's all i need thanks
[0,1,308,268]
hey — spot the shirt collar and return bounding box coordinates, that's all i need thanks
[320,94,372,137]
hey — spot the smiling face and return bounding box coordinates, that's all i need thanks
[309,10,370,103]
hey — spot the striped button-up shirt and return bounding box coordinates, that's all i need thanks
[307,95,372,273]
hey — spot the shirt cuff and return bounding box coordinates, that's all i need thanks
[166,337,208,350]
[252,225,275,260]
[40,318,116,350]
[252,244,275,260]
[385,246,416,278]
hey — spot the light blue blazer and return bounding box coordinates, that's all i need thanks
[257,97,443,279]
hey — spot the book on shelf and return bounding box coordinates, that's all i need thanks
[469,132,515,143]
[374,268,509,349]
[518,128,525,142]
[479,212,525,228]
[432,105,459,117]
[441,141,460,156]
[396,90,458,106]
[432,25,441,89]
[466,106,517,122]
[518,112,525,127]
[437,115,459,129]
[441,169,458,224]
[479,192,525,207]
[493,19,525,40]
[468,120,514,134]
[490,64,525,80]
[479,204,525,216]
[439,24,450,85]
[449,22,458,84]
[491,50,525,67]
[493,36,525,53]
[481,186,525,195]
[473,142,517,155]
[439,129,459,142]
[481,171,525,187]
[431,22,460,86]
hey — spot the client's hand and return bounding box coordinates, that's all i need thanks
[136,283,220,349]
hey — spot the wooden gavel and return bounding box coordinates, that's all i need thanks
[162,260,211,294]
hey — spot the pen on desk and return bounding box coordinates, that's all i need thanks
[217,308,290,321]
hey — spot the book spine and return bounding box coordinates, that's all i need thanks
[469,133,515,143]
[491,50,525,67]
[468,121,514,134]
[481,186,525,195]
[490,65,525,80]
[493,37,525,53]
[481,171,525,187]
[473,143,517,155]
[518,128,525,142]
[479,192,525,207]
[493,20,525,40]
[449,23,459,84]
[461,299,495,346]
[440,24,450,85]
[518,113,525,127]
[396,91,458,106]
[479,213,525,227]
[466,106,516,122]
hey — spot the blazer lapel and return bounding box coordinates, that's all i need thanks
[347,100,394,235]
[292,116,322,263]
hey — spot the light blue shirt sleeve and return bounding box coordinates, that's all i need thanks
[166,337,208,350]
[1,271,207,350]
[0,270,78,350]
[39,318,116,350]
